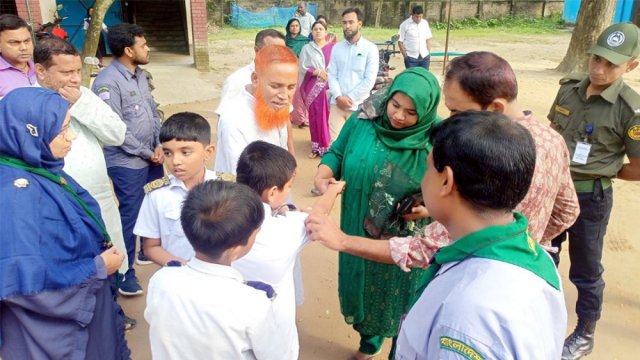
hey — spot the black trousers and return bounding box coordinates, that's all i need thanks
[551,179,613,322]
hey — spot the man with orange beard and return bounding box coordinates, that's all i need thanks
[215,45,298,175]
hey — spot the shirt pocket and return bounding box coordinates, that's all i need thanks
[352,54,367,74]
[121,95,146,120]
[591,122,623,150]
[164,207,185,239]
[549,104,572,131]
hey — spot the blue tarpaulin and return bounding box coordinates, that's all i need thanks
[563,0,635,24]
[230,3,318,29]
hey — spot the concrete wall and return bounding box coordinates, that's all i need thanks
[190,0,210,71]
[229,0,564,28]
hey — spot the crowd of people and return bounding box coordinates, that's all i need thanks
[1,1,640,359]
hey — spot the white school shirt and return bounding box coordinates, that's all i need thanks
[214,89,288,174]
[398,17,433,58]
[215,62,254,116]
[395,258,566,360]
[232,203,310,358]
[133,170,218,261]
[327,37,379,110]
[145,258,292,360]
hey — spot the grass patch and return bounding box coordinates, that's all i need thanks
[209,14,565,43]
[432,13,565,34]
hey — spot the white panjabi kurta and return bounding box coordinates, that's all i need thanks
[63,85,129,273]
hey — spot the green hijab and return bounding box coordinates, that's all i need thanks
[285,18,309,57]
[372,67,441,151]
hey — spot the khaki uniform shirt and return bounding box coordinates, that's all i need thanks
[548,74,640,180]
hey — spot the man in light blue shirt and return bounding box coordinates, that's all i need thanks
[327,7,378,142]
[395,111,566,360]
[92,23,164,298]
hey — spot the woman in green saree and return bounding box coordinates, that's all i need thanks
[285,18,309,57]
[313,67,440,360]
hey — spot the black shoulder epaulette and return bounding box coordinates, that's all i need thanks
[246,280,277,300]
[619,85,640,115]
[143,175,171,194]
[559,72,587,85]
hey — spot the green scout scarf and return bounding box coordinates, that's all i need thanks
[415,213,560,303]
[0,155,112,248]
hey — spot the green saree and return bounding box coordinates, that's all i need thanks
[321,68,441,338]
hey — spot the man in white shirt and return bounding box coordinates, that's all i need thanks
[214,45,298,175]
[327,7,379,142]
[398,5,433,70]
[34,37,129,275]
[215,29,285,116]
[294,2,315,37]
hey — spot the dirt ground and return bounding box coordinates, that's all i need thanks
[120,30,640,359]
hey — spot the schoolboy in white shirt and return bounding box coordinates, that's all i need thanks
[145,180,290,359]
[134,112,217,266]
[233,141,344,359]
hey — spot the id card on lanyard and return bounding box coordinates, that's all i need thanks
[572,124,593,165]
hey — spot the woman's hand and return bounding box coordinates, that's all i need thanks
[402,204,430,221]
[317,69,328,82]
[100,247,125,275]
[314,176,337,195]
[305,213,347,252]
[327,180,346,194]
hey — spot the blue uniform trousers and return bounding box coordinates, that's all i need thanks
[108,164,163,279]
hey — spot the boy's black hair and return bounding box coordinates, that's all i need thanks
[34,37,78,68]
[107,23,145,58]
[342,7,363,22]
[412,5,424,15]
[236,141,297,194]
[159,112,211,145]
[181,180,264,259]
[429,110,536,212]
[0,14,30,33]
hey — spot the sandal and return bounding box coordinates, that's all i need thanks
[308,152,319,159]
[124,315,137,331]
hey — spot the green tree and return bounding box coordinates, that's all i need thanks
[81,0,114,87]
[556,0,617,73]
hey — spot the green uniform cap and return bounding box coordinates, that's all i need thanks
[588,22,640,65]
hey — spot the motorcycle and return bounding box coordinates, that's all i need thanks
[371,42,399,94]
[35,5,68,41]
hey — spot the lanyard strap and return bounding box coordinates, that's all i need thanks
[0,155,112,247]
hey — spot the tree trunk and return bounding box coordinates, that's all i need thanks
[81,0,115,88]
[556,0,617,73]
[375,0,383,28]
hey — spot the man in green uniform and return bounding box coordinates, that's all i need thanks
[548,22,640,360]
